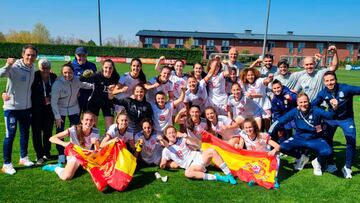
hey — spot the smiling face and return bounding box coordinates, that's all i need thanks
[193,63,203,78]
[75,54,87,65]
[187,77,198,92]
[165,127,177,144]
[102,61,114,78]
[22,48,37,67]
[231,83,242,100]
[246,70,255,84]
[81,113,95,131]
[117,114,128,130]
[303,57,315,74]
[278,63,289,75]
[243,121,255,138]
[323,74,337,90]
[297,94,310,112]
[133,85,145,101]
[189,106,201,123]
[130,60,141,78]
[205,108,217,124]
[229,48,238,63]
[174,61,184,75]
[159,68,171,82]
[229,69,237,82]
[62,66,74,81]
[142,121,153,139]
[263,57,273,69]
[272,83,283,96]
[155,93,166,108]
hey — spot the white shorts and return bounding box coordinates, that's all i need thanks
[66,155,78,163]
[189,151,206,169]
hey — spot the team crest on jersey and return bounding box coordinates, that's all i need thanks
[338,91,344,98]
[309,115,313,120]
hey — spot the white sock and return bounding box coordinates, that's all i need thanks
[203,173,216,181]
[220,162,231,175]
[55,167,64,178]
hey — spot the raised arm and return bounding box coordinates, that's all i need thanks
[0,58,15,78]
[155,56,165,72]
[173,87,185,108]
[328,46,338,71]
[249,58,262,68]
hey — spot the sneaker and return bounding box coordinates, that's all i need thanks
[227,174,237,185]
[2,163,16,175]
[58,155,65,164]
[215,173,229,183]
[19,156,34,167]
[311,158,322,176]
[294,154,309,171]
[274,178,280,189]
[248,180,255,187]
[342,166,352,179]
[325,164,338,173]
[36,158,46,165]
[42,164,62,172]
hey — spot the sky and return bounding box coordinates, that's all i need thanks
[1,0,359,45]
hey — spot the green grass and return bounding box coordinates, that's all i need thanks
[0,59,360,202]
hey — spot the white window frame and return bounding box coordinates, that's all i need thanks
[347,43,354,55]
[206,40,214,47]
[286,42,294,54]
[316,43,324,53]
[298,42,305,53]
[160,38,168,48]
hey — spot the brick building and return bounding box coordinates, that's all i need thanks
[136,29,360,65]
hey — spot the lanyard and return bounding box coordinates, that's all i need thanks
[299,110,314,128]
[42,78,51,98]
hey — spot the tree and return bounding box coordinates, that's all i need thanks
[87,39,97,46]
[184,37,194,49]
[6,30,32,43]
[0,32,6,42]
[32,22,51,44]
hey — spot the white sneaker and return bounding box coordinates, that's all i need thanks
[325,164,338,173]
[19,156,34,167]
[294,154,309,170]
[2,163,16,175]
[58,155,66,164]
[311,158,322,176]
[342,166,352,179]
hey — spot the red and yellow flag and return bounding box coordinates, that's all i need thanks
[65,140,137,191]
[201,131,278,189]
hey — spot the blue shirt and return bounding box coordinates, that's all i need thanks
[271,86,297,121]
[72,59,97,77]
[312,83,360,120]
[269,106,334,139]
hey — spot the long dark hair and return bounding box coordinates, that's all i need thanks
[102,59,120,80]
[75,111,95,148]
[186,105,201,132]
[204,106,218,136]
[242,117,260,139]
[130,58,146,83]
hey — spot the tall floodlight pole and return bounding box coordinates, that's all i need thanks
[261,0,271,58]
[98,0,102,46]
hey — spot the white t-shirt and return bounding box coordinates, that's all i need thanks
[169,71,187,99]
[106,124,134,143]
[151,102,174,132]
[207,72,228,108]
[240,130,270,152]
[146,77,174,103]
[68,126,100,150]
[186,118,207,141]
[161,138,198,169]
[184,80,209,112]
[210,115,240,141]
[227,95,263,118]
[116,72,140,99]
[134,131,163,165]
[242,78,271,110]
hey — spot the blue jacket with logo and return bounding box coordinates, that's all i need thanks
[312,83,360,120]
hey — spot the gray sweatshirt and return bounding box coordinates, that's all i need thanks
[51,76,94,120]
[0,59,35,110]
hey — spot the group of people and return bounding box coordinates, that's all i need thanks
[1,44,359,188]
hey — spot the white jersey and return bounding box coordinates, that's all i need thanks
[151,102,174,132]
[161,138,199,169]
[134,131,163,165]
[242,78,271,110]
[146,77,174,103]
[225,78,240,95]
[210,115,240,141]
[184,80,209,112]
[227,95,263,118]
[240,130,270,152]
[116,72,140,99]
[207,72,228,111]
[186,118,207,141]
[170,71,187,99]
[68,126,100,150]
[106,124,134,143]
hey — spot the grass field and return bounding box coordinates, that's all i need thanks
[0,59,360,202]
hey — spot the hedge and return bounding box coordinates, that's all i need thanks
[0,42,203,64]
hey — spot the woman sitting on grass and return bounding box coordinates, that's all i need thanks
[159,125,237,185]
[42,111,100,180]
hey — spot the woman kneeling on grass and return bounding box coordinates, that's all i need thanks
[159,126,237,185]
[42,111,100,180]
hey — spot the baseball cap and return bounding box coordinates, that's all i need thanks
[75,47,88,55]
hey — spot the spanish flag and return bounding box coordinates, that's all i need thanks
[65,140,137,191]
[201,131,278,189]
